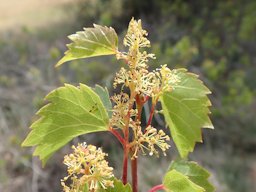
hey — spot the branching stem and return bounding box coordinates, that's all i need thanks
[130,94,146,192]
[147,102,156,127]
[110,128,125,147]
[122,86,136,185]
[146,96,159,127]
[135,95,144,122]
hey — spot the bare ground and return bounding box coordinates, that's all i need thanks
[0,0,77,31]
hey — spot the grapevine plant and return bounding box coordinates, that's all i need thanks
[22,18,214,192]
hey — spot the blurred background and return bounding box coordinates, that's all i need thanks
[0,0,255,191]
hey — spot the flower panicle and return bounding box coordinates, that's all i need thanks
[123,18,150,49]
[111,20,181,140]
[158,64,180,92]
[148,65,181,101]
[61,143,114,192]
[130,124,171,159]
[110,93,137,129]
[119,18,155,70]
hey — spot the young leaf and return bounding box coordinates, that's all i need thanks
[160,68,213,158]
[22,84,109,165]
[97,179,132,192]
[56,24,118,67]
[163,170,205,192]
[94,85,112,117]
[168,160,214,192]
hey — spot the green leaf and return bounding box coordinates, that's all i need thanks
[94,85,112,118]
[56,24,118,67]
[168,160,214,192]
[163,170,205,192]
[160,68,213,158]
[22,84,109,165]
[97,179,132,192]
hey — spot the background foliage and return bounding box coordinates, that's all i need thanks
[0,0,255,191]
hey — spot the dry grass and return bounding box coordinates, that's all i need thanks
[0,0,77,31]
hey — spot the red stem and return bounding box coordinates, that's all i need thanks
[110,128,125,147]
[146,96,159,127]
[110,127,127,184]
[135,95,143,122]
[147,102,156,127]
[122,147,128,184]
[130,94,146,192]
[122,113,130,184]
[148,184,165,192]
[122,90,136,185]
[131,158,138,192]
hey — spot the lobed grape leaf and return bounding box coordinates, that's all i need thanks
[163,170,205,192]
[168,160,214,192]
[56,24,118,67]
[160,68,213,158]
[22,83,109,165]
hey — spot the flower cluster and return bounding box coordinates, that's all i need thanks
[130,123,171,159]
[115,18,156,91]
[111,19,173,159]
[123,18,150,49]
[158,64,180,93]
[114,19,180,101]
[149,65,181,102]
[113,65,180,101]
[114,67,157,95]
[110,93,137,129]
[61,143,114,192]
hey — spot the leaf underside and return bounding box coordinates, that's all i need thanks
[160,68,213,158]
[56,24,118,67]
[22,83,109,165]
[168,160,214,192]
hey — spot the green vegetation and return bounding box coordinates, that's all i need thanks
[160,69,213,158]
[22,84,109,165]
[0,1,255,191]
[23,18,214,192]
